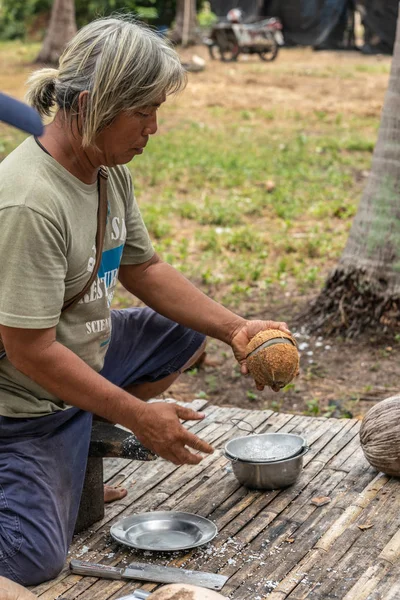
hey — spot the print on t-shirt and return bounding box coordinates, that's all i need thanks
[98,244,124,307]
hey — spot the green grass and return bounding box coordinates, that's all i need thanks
[130,112,375,304]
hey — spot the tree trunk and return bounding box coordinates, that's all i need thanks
[36,0,77,65]
[169,0,199,46]
[304,14,400,338]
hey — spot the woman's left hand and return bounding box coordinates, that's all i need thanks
[230,319,292,390]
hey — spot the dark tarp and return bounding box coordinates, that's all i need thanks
[261,0,355,47]
[209,0,398,52]
[356,0,398,53]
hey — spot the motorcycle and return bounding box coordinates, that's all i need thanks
[205,15,284,62]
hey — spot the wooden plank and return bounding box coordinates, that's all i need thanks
[283,467,347,521]
[271,469,393,598]
[266,549,325,600]
[157,409,278,513]
[287,529,372,599]
[308,421,359,467]
[205,418,335,532]
[70,409,243,547]
[341,527,400,599]
[174,416,385,600]
[314,472,388,553]
[327,423,362,472]
[262,471,388,600]
[226,501,349,597]
[133,409,297,521]
[288,479,400,599]
[366,562,400,600]
[97,412,324,596]
[70,579,129,600]
[185,418,333,538]
[93,405,236,517]
[34,574,84,600]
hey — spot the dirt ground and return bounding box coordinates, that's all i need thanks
[161,46,400,419]
[172,44,390,122]
[167,286,400,420]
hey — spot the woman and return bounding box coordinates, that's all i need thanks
[0,16,289,586]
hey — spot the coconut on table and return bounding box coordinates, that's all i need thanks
[148,584,227,599]
[360,395,400,476]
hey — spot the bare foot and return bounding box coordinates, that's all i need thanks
[104,485,127,503]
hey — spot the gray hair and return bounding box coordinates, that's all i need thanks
[26,16,186,146]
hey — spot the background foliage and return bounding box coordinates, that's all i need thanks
[0,0,177,40]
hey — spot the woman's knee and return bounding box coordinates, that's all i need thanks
[3,543,66,586]
[180,336,207,373]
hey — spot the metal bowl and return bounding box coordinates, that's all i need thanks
[226,446,309,490]
[225,432,306,463]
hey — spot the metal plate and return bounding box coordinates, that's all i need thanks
[225,433,306,463]
[110,511,218,551]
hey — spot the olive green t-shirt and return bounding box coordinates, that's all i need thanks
[0,136,154,417]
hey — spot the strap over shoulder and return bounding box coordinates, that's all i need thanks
[62,166,108,313]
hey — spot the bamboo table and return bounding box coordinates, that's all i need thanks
[31,400,400,600]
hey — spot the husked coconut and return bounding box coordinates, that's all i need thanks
[360,395,400,476]
[148,583,228,599]
[245,329,299,389]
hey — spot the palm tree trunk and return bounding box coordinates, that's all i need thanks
[169,0,199,46]
[36,0,77,65]
[304,13,400,337]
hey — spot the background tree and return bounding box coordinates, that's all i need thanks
[304,15,400,338]
[0,0,163,44]
[169,0,198,45]
[36,0,77,64]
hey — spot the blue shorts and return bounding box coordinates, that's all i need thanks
[0,308,205,585]
[101,307,205,387]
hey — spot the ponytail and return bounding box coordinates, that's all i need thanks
[25,68,59,117]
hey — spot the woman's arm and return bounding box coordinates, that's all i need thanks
[119,254,290,390]
[119,254,246,345]
[0,324,213,465]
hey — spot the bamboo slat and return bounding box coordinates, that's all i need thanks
[28,403,400,600]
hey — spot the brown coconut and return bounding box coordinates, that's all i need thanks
[245,329,299,389]
[148,584,228,599]
[360,395,400,476]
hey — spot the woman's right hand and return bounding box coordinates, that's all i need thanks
[129,401,214,465]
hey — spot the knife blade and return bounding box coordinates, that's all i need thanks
[70,559,228,591]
